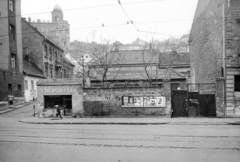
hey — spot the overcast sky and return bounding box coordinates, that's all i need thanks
[21,0,198,44]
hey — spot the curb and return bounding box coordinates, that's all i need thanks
[18,120,169,125]
[18,119,240,125]
[168,122,229,125]
[0,102,32,115]
[227,122,240,125]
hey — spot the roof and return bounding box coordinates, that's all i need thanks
[37,78,82,86]
[23,58,45,78]
[91,67,188,81]
[90,49,190,66]
[63,56,75,68]
[21,18,64,52]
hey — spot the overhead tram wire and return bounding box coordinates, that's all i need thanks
[0,0,165,20]
[118,0,139,31]
[0,21,224,43]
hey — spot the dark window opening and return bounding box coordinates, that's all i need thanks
[18,84,21,94]
[45,63,48,77]
[235,75,240,91]
[55,52,58,61]
[49,48,52,60]
[50,65,53,78]
[8,84,12,95]
[44,95,72,115]
[44,45,48,57]
[221,67,224,77]
[9,25,15,40]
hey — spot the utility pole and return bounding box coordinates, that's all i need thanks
[82,56,85,88]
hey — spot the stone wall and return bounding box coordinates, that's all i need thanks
[83,82,171,117]
[216,78,225,117]
[189,0,225,85]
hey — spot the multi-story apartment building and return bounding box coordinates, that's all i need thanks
[189,0,240,117]
[21,18,74,80]
[0,0,24,101]
[31,4,70,51]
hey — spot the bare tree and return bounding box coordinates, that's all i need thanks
[137,36,185,87]
[89,40,126,88]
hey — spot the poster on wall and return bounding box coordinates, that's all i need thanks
[122,96,144,107]
[143,96,166,107]
[122,96,166,107]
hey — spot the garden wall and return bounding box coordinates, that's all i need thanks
[83,82,171,117]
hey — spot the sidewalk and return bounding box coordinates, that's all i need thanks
[19,116,240,125]
[0,102,33,115]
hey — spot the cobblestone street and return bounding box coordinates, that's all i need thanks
[0,105,240,162]
[0,104,34,124]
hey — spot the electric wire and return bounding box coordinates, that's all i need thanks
[0,0,165,20]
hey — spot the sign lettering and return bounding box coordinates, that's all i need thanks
[43,87,74,93]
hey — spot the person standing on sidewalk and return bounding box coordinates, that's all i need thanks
[55,105,62,120]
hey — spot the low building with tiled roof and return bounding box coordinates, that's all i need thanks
[88,48,190,88]
[23,56,45,102]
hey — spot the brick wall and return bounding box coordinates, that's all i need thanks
[83,82,171,117]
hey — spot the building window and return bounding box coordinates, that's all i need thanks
[18,84,21,94]
[9,0,14,11]
[31,80,34,90]
[25,80,28,90]
[60,71,62,78]
[60,55,62,62]
[8,84,12,95]
[9,25,15,40]
[63,69,66,78]
[55,52,58,61]
[11,54,16,68]
[55,16,59,21]
[235,75,240,91]
[50,65,53,78]
[44,45,48,57]
[55,66,58,78]
[49,48,52,60]
[45,63,48,77]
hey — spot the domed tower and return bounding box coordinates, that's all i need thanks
[52,4,63,22]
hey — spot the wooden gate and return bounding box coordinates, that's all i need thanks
[171,90,187,117]
[187,83,216,117]
[171,83,216,118]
